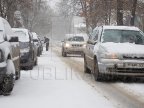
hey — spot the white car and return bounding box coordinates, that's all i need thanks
[84,26,144,81]
[62,34,87,57]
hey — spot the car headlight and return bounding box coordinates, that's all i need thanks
[65,43,70,47]
[83,44,86,48]
[100,53,118,59]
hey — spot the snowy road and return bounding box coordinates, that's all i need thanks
[0,47,114,108]
[1,45,144,108]
[52,44,144,108]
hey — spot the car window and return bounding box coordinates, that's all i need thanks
[67,36,84,42]
[102,29,144,45]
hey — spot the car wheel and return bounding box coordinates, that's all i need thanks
[28,65,33,70]
[84,55,91,74]
[37,50,40,57]
[93,58,102,81]
[1,60,15,95]
[1,74,14,96]
[62,49,67,57]
[34,58,38,66]
[15,68,21,80]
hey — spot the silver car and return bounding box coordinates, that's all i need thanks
[84,26,144,81]
[62,34,86,57]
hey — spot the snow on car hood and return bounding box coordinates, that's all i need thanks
[100,42,144,55]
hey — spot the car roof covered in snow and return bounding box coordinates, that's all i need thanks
[65,33,88,41]
[65,33,87,38]
[102,26,140,31]
[32,32,38,39]
[12,28,29,32]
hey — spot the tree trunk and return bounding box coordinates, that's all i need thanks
[117,0,123,25]
[130,0,137,26]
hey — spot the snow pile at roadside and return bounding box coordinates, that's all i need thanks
[117,83,144,100]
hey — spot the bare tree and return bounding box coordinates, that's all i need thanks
[117,0,123,25]
[130,0,138,26]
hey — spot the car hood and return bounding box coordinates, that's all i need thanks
[100,42,144,55]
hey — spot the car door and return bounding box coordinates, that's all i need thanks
[85,33,93,69]
[86,28,99,70]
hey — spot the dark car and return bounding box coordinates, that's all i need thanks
[0,17,20,95]
[12,28,37,70]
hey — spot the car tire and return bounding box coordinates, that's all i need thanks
[28,65,33,70]
[93,58,102,81]
[62,49,67,57]
[84,55,91,74]
[34,58,38,66]
[1,74,14,96]
[15,69,21,80]
[1,60,15,95]
[16,59,21,80]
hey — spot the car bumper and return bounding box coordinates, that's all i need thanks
[64,47,84,54]
[20,58,33,67]
[98,59,144,77]
[20,52,34,67]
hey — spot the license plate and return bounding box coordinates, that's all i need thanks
[125,63,144,68]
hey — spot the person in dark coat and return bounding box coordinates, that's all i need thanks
[44,37,49,51]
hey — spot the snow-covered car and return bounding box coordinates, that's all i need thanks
[0,17,20,95]
[32,32,42,56]
[84,26,144,81]
[12,28,37,70]
[62,34,86,57]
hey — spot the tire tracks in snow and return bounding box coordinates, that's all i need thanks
[52,45,144,108]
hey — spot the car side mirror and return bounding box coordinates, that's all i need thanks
[9,37,19,42]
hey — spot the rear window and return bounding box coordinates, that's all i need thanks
[13,31,30,42]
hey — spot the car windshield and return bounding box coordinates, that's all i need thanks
[102,29,144,45]
[67,36,84,42]
[13,31,30,42]
[0,30,4,42]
